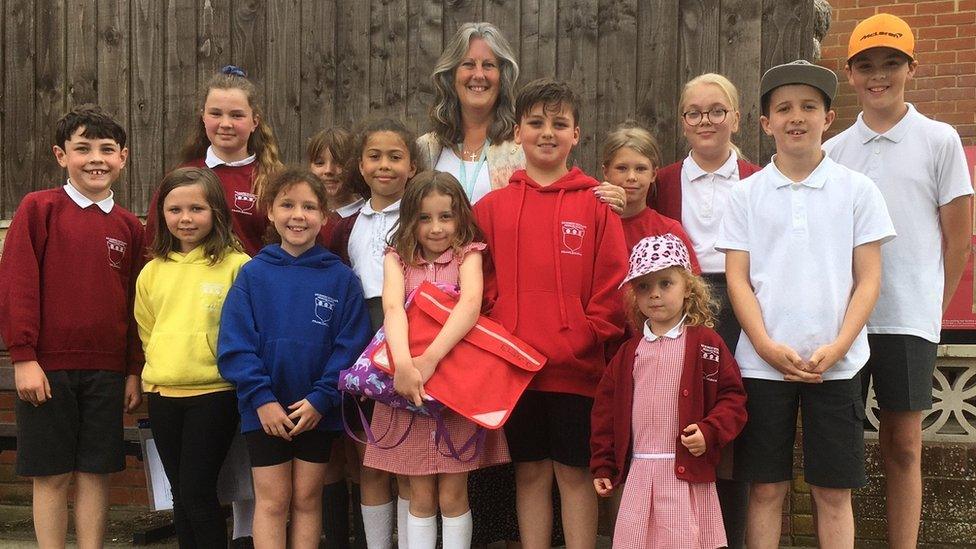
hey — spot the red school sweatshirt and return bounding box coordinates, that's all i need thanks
[146,160,268,257]
[473,168,629,398]
[590,326,747,486]
[0,188,145,375]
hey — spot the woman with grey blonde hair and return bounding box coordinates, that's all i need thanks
[417,22,624,208]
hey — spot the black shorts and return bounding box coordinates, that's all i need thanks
[734,377,866,489]
[861,334,937,411]
[503,391,592,467]
[15,370,125,477]
[245,429,337,467]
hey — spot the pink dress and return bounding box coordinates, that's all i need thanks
[363,243,510,475]
[613,330,727,549]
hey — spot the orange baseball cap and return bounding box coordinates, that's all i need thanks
[848,13,915,61]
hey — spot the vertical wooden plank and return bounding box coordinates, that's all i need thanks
[231,0,267,93]
[406,0,442,135]
[335,2,369,130]
[555,0,598,171]
[163,0,197,173]
[519,0,557,87]
[676,0,720,155]
[66,0,97,106]
[3,0,33,218]
[266,0,301,163]
[720,0,762,164]
[198,0,231,83]
[34,0,66,188]
[300,0,337,142]
[443,0,484,43]
[96,0,129,204]
[369,0,409,122]
[760,0,814,162]
[0,0,5,217]
[483,0,520,63]
[596,0,637,164]
[636,0,679,165]
[129,0,163,213]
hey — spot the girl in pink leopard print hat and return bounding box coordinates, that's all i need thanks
[591,233,747,549]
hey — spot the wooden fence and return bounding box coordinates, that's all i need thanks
[0,0,814,218]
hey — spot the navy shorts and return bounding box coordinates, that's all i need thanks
[15,370,125,476]
[503,391,592,467]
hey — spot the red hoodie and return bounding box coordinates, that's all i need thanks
[473,168,629,398]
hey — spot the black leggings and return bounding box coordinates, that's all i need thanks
[148,391,240,548]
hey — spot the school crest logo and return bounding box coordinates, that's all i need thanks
[560,221,586,256]
[700,344,720,382]
[201,283,225,312]
[233,191,257,214]
[313,293,338,326]
[106,237,127,269]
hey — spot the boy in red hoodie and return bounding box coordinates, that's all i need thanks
[473,78,628,549]
[0,105,144,547]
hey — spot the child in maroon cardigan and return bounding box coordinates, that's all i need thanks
[590,234,746,548]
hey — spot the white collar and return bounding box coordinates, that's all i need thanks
[64,181,114,213]
[683,149,739,181]
[359,199,401,217]
[643,316,686,341]
[205,146,256,168]
[854,103,918,144]
[768,154,833,189]
[335,198,366,218]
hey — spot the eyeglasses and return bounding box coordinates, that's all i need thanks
[682,108,730,126]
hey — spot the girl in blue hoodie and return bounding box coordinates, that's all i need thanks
[218,167,371,549]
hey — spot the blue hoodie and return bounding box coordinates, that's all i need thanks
[218,244,371,433]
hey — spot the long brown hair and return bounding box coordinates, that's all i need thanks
[388,171,482,266]
[151,167,242,264]
[625,268,718,330]
[180,66,284,198]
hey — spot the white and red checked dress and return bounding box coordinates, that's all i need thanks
[613,321,726,549]
[363,243,510,475]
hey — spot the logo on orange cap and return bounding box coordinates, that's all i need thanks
[848,13,915,61]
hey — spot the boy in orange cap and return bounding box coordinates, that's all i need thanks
[825,13,973,548]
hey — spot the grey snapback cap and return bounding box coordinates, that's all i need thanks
[760,60,838,104]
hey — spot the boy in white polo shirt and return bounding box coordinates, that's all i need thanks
[823,14,973,548]
[718,60,895,548]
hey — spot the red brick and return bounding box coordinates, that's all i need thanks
[916,1,956,15]
[939,37,976,51]
[830,0,857,8]
[960,25,976,38]
[915,75,958,89]
[958,74,976,87]
[841,6,880,21]
[902,15,938,29]
[914,63,938,77]
[916,38,939,53]
[883,3,917,17]
[821,45,849,61]
[956,49,976,62]
[938,87,975,100]
[936,12,976,26]
[933,112,976,124]
[921,50,958,64]
[920,25,958,40]
[956,124,976,138]
[938,62,976,76]
[905,88,938,102]
[962,0,976,10]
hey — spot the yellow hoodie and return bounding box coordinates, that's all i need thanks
[135,246,250,396]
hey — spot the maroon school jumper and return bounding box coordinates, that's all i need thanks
[650,158,761,222]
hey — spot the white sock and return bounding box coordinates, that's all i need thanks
[361,501,395,549]
[397,497,410,549]
[406,512,437,549]
[232,498,255,539]
[441,511,472,549]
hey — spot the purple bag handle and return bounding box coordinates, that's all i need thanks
[341,393,416,450]
[433,414,486,462]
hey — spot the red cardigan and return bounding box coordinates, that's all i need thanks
[590,325,747,486]
[649,158,761,222]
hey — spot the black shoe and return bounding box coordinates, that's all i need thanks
[231,536,255,549]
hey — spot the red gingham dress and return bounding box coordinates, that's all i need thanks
[363,243,510,475]
[613,330,727,549]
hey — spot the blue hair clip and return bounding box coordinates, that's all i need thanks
[221,65,247,77]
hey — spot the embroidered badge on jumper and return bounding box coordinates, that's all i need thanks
[106,237,127,269]
[201,283,225,312]
[233,191,257,214]
[701,344,720,382]
[313,293,338,326]
[560,221,586,256]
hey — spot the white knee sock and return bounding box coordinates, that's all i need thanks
[232,498,255,539]
[361,501,395,549]
[441,511,472,549]
[397,497,410,549]
[406,512,437,549]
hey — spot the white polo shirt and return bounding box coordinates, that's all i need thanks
[716,155,895,381]
[348,199,401,299]
[824,104,973,343]
[680,150,742,274]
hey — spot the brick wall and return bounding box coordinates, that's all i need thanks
[820,0,976,146]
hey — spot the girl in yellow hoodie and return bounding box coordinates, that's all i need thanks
[135,166,250,548]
